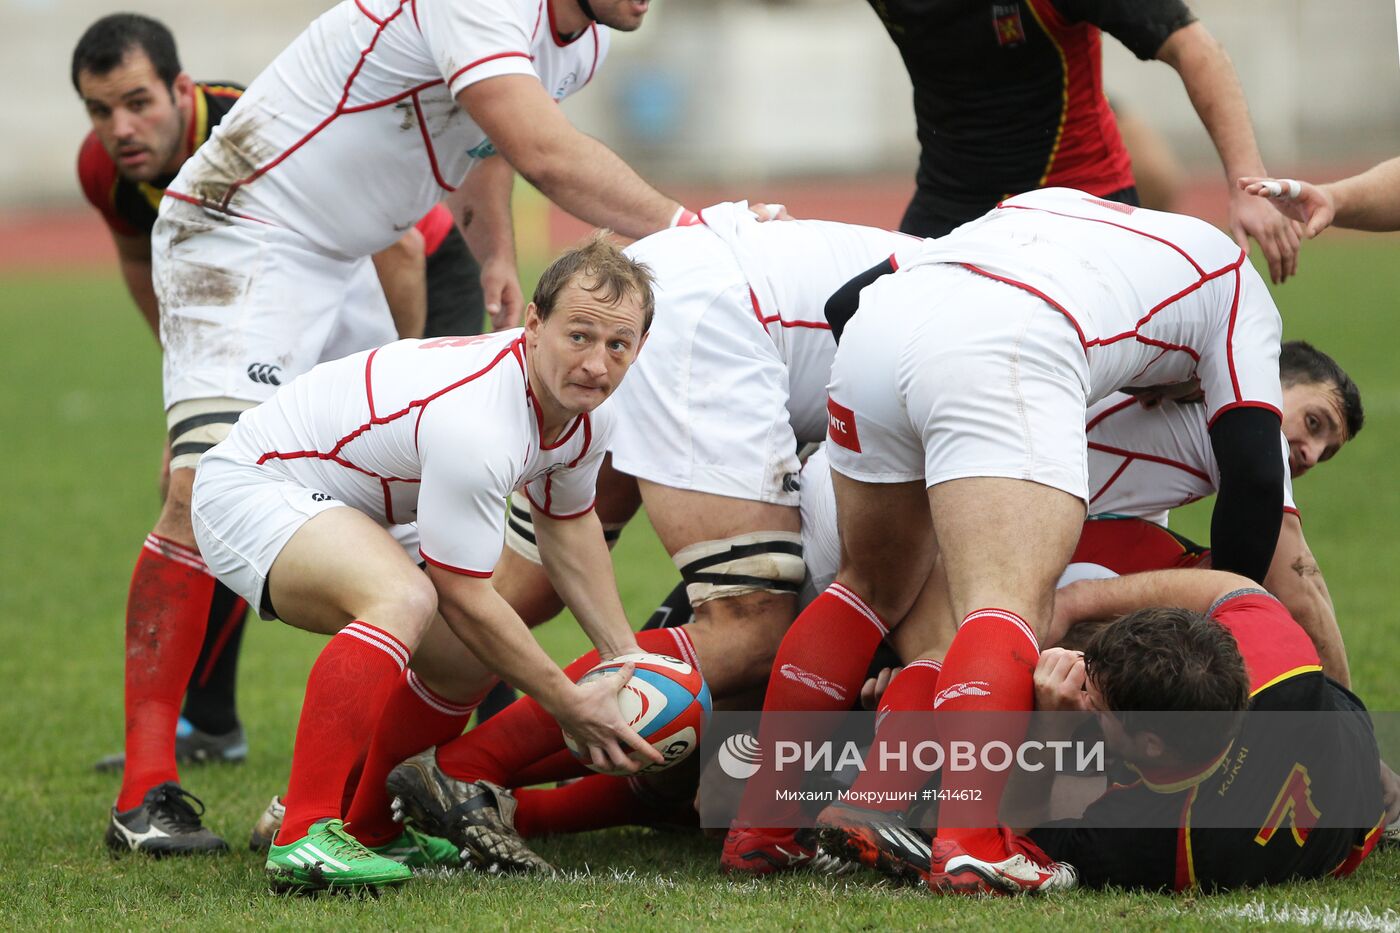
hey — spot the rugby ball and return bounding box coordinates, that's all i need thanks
[564,652,712,776]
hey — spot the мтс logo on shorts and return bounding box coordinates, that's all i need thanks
[827,397,862,453]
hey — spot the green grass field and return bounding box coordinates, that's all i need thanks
[3,239,1399,930]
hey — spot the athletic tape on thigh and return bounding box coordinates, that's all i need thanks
[671,532,805,605]
[502,497,624,565]
[166,397,258,471]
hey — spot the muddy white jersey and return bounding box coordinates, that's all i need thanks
[168,0,607,258]
[895,188,1284,421]
[217,330,608,576]
[1086,393,1296,526]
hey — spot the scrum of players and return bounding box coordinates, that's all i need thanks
[72,0,1399,897]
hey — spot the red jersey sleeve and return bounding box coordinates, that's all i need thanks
[77,133,138,237]
[1209,591,1321,695]
[415,204,456,257]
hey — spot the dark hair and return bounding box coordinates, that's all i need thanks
[1280,340,1364,440]
[533,232,656,333]
[72,14,181,93]
[1084,607,1249,765]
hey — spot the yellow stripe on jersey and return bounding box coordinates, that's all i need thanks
[1022,0,1069,188]
[1250,665,1324,698]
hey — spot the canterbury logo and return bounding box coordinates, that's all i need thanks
[779,663,847,701]
[932,680,992,709]
[247,363,282,385]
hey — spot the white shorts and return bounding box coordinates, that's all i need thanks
[154,198,396,411]
[608,238,804,507]
[797,445,840,607]
[825,263,1091,500]
[192,443,420,620]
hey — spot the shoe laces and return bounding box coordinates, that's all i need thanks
[317,821,381,863]
[146,784,208,833]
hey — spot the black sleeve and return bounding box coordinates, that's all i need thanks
[824,257,896,344]
[1207,405,1284,583]
[1052,0,1197,60]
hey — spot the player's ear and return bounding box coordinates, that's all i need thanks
[523,302,543,340]
[1138,731,1169,763]
[171,71,194,103]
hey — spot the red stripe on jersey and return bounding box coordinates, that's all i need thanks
[521,480,596,520]
[413,93,457,192]
[1087,257,1243,354]
[341,79,444,114]
[565,414,593,468]
[209,0,416,212]
[261,338,521,474]
[365,347,380,420]
[959,262,1088,348]
[447,51,532,89]
[1224,264,1245,402]
[584,25,600,86]
[355,0,384,25]
[1087,456,1131,505]
[749,286,833,332]
[1086,441,1212,482]
[887,251,900,271]
[1207,400,1282,430]
[998,202,1208,276]
[1085,396,1137,431]
[163,189,274,225]
[381,477,395,523]
[531,0,544,42]
[420,551,493,577]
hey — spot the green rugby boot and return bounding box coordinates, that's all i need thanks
[370,823,464,869]
[266,818,412,893]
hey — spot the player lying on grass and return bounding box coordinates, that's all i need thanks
[110,0,754,857]
[827,569,1387,893]
[185,239,661,892]
[384,204,914,872]
[725,188,1288,894]
[73,13,495,778]
[1240,158,1400,237]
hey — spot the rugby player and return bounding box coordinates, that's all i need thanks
[111,0,733,855]
[837,569,1387,892]
[75,14,494,779]
[1240,160,1400,237]
[724,188,1287,893]
[867,0,1301,283]
[188,238,659,890]
[384,204,915,872]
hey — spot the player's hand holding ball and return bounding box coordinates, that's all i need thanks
[562,652,712,776]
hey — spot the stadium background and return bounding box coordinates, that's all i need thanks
[2,0,1399,927]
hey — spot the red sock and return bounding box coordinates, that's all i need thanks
[277,622,410,842]
[845,659,943,813]
[118,534,218,811]
[512,750,591,787]
[932,609,1039,860]
[514,773,697,838]
[435,626,696,785]
[343,670,488,846]
[738,583,889,826]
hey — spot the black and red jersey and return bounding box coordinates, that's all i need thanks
[1031,592,1386,891]
[77,82,243,238]
[868,0,1193,235]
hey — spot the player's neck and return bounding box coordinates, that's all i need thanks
[524,355,576,445]
[549,0,590,41]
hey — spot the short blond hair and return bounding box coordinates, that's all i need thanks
[533,232,656,332]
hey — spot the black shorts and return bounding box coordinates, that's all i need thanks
[424,226,485,338]
[900,185,1141,239]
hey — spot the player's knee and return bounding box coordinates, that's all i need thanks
[153,468,198,545]
[832,563,919,627]
[690,591,794,691]
[672,532,805,606]
[390,574,439,647]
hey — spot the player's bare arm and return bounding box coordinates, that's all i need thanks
[1055,569,1256,632]
[458,75,681,240]
[111,230,160,337]
[531,505,642,661]
[448,154,523,329]
[1156,22,1299,283]
[1241,156,1400,236]
[428,565,661,772]
[1263,512,1349,686]
[371,227,428,339]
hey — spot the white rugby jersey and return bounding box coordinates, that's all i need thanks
[219,330,609,576]
[898,188,1284,422]
[1085,394,1297,527]
[631,203,912,441]
[168,0,607,258]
